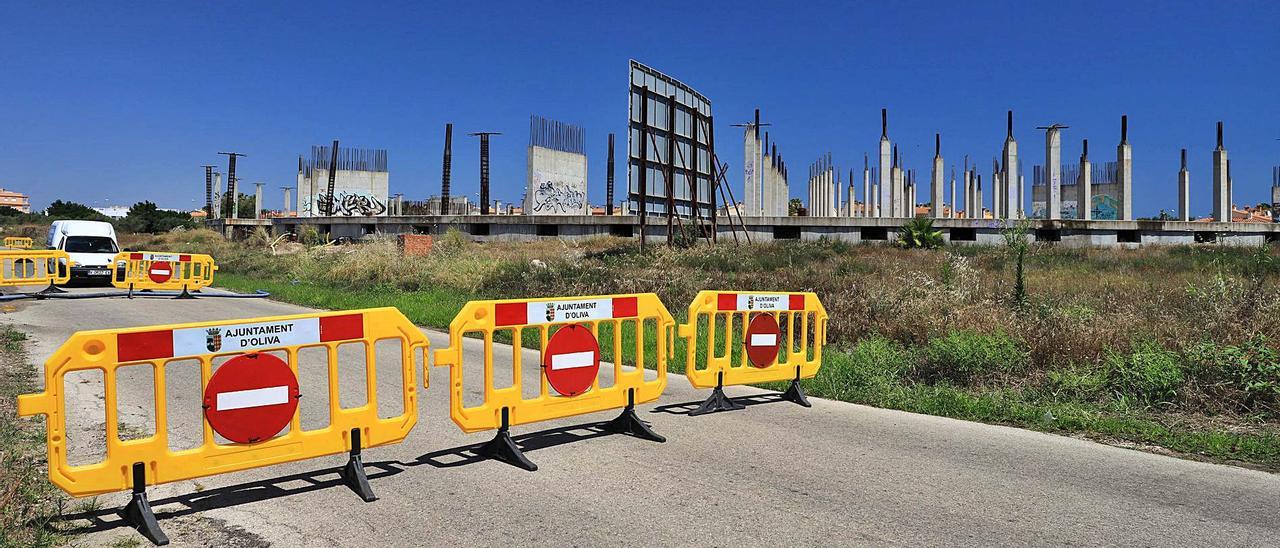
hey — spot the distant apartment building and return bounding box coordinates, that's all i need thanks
[0,188,31,213]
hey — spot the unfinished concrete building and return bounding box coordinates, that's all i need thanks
[525,115,589,215]
[296,144,389,217]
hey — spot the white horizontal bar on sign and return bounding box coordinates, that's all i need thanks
[550,350,595,370]
[750,333,778,347]
[216,385,290,411]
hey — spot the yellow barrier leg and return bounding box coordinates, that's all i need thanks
[689,371,746,417]
[778,366,812,408]
[602,388,666,442]
[338,428,377,502]
[121,462,169,546]
[476,408,538,472]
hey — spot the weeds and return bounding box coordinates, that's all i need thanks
[0,325,64,547]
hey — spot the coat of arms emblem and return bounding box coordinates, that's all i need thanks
[747,295,755,310]
[545,303,556,323]
[206,328,223,352]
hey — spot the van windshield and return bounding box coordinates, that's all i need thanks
[63,236,118,254]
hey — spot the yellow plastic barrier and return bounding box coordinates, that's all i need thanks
[1,249,72,291]
[111,251,218,296]
[432,293,674,470]
[678,291,828,415]
[17,307,428,544]
[4,236,33,249]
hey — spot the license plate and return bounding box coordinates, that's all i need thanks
[88,269,110,276]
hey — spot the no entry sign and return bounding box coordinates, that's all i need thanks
[147,262,174,284]
[203,353,300,444]
[744,313,782,368]
[542,324,600,397]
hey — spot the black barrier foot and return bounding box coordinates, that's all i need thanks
[119,462,169,546]
[37,281,66,295]
[173,285,197,300]
[604,389,665,442]
[339,428,377,502]
[689,373,746,417]
[780,380,812,407]
[477,408,537,471]
[779,367,812,408]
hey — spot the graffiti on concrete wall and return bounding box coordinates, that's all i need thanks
[531,179,587,214]
[305,191,388,216]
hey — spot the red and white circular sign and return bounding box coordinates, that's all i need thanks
[203,353,300,444]
[542,324,600,397]
[744,313,782,368]
[147,262,174,284]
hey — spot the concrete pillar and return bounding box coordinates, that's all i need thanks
[878,109,892,218]
[1117,115,1133,220]
[1045,125,1064,220]
[761,140,774,217]
[891,146,903,217]
[1213,121,1229,221]
[1178,148,1191,222]
[743,123,760,216]
[992,171,1002,219]
[282,187,292,215]
[213,172,223,219]
[1019,175,1025,218]
[848,169,856,217]
[862,159,870,218]
[253,183,264,219]
[962,164,972,218]
[931,134,945,218]
[830,161,837,216]
[949,168,956,218]
[975,173,984,219]
[807,166,813,216]
[892,164,904,217]
[1078,140,1092,221]
[1002,111,1019,219]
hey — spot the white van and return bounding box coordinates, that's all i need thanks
[47,220,120,284]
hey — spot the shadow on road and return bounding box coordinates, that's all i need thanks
[49,417,660,538]
[413,419,635,468]
[650,392,786,415]
[50,461,408,537]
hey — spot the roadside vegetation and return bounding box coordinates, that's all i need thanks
[126,227,1280,469]
[0,326,65,547]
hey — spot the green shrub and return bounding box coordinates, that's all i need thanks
[920,330,1028,384]
[1045,365,1108,402]
[809,337,910,401]
[1105,341,1184,405]
[1186,335,1280,413]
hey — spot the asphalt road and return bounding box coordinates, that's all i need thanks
[4,286,1279,547]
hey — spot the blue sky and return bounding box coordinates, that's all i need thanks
[2,1,1277,217]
